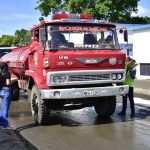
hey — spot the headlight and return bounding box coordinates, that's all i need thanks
[53,76,61,83]
[61,76,67,82]
[53,75,67,83]
[117,73,122,80]
[111,73,117,80]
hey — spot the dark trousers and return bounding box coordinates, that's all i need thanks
[122,87,135,113]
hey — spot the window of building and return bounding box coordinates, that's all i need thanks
[140,63,150,76]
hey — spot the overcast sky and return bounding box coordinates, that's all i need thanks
[0,0,150,37]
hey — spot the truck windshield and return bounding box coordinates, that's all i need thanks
[46,25,120,50]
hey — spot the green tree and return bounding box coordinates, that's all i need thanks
[35,0,140,22]
[13,29,31,47]
[128,16,150,24]
[0,35,14,47]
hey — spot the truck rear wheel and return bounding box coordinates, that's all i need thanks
[12,83,19,101]
[31,85,50,125]
[94,96,116,117]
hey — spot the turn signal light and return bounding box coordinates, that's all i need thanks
[44,58,49,68]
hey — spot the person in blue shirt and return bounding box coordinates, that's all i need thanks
[118,57,137,117]
[0,62,12,128]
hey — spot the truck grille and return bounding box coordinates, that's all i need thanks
[47,69,125,86]
[69,74,110,82]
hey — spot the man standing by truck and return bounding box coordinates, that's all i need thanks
[0,62,12,128]
[118,57,137,117]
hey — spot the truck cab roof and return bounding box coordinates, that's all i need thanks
[31,14,116,31]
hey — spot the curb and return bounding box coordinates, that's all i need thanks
[134,88,150,100]
[0,127,37,150]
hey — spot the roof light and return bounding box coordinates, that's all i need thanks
[52,14,93,20]
[80,14,93,19]
[52,14,68,20]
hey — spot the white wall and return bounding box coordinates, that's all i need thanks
[133,28,150,79]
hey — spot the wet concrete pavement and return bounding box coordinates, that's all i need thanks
[8,97,150,150]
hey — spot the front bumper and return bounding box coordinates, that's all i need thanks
[40,85,129,99]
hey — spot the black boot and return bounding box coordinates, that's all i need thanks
[118,111,126,116]
[130,110,135,117]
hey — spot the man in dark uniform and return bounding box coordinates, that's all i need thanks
[0,62,12,128]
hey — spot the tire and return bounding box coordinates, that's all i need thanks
[12,83,20,101]
[30,85,50,125]
[28,88,31,103]
[94,96,116,117]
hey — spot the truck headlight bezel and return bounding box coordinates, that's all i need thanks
[117,73,123,80]
[111,73,117,80]
[111,73,123,80]
[53,75,68,84]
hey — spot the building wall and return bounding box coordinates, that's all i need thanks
[132,28,150,79]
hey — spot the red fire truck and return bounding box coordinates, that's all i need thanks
[0,14,129,125]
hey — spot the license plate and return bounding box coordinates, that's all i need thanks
[83,89,98,96]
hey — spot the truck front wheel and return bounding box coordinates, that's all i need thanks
[94,96,116,117]
[30,85,50,125]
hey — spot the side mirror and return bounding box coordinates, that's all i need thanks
[39,28,47,42]
[124,29,128,42]
[119,28,128,43]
